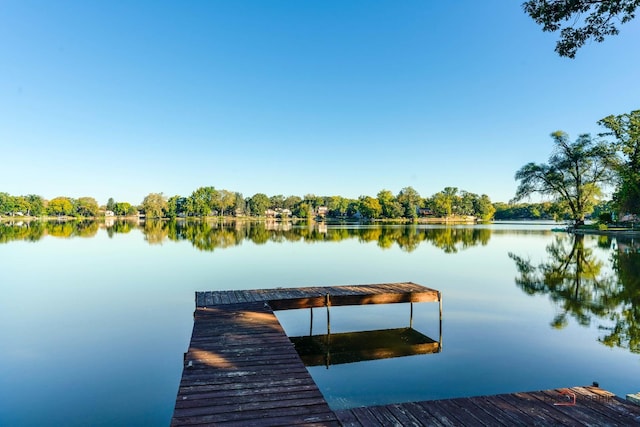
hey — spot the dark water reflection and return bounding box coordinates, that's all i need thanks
[510,234,640,354]
[1,219,495,253]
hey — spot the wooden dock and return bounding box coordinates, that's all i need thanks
[172,282,640,426]
[334,385,640,426]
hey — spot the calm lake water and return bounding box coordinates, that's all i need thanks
[1,220,639,426]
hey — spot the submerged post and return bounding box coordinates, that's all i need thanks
[310,307,313,336]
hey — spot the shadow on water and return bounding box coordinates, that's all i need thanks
[509,233,640,354]
[0,219,492,254]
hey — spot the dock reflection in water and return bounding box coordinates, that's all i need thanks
[291,327,441,367]
[287,297,442,368]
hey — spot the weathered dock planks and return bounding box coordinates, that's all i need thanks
[172,301,341,426]
[173,282,640,426]
[196,282,441,311]
[333,386,640,426]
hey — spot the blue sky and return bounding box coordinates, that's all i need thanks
[1,1,638,205]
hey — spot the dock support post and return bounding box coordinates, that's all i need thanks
[439,292,443,350]
[309,307,313,336]
[325,293,331,336]
[410,302,413,329]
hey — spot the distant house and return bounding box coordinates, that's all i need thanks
[105,210,115,217]
[279,208,292,218]
[265,209,277,218]
[316,206,329,217]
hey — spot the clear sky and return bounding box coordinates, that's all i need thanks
[1,1,638,205]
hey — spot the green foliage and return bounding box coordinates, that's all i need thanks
[429,190,454,217]
[599,212,613,224]
[396,186,421,218]
[247,193,269,216]
[113,202,136,216]
[514,131,614,225]
[187,186,219,216]
[141,193,167,219]
[358,196,382,219]
[76,197,99,217]
[598,109,640,214]
[377,190,403,219]
[283,195,302,211]
[475,194,496,221]
[523,0,640,58]
[1,184,495,221]
[0,192,15,214]
[294,202,312,219]
[26,194,45,216]
[218,190,236,216]
[233,192,246,215]
[48,197,74,216]
[327,195,350,218]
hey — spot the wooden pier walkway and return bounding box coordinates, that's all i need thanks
[171,282,640,426]
[334,385,640,426]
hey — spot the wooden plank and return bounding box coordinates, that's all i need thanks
[172,300,338,426]
[196,282,440,308]
[404,401,452,427]
[385,403,428,427]
[436,397,508,426]
[464,395,529,426]
[537,388,638,426]
[497,391,583,426]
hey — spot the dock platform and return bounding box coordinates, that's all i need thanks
[171,282,640,426]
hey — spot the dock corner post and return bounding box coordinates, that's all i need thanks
[325,293,331,336]
[438,291,443,350]
[410,301,414,329]
[309,307,313,336]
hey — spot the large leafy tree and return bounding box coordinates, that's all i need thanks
[26,194,45,216]
[598,109,640,215]
[76,197,99,217]
[377,190,402,219]
[327,195,350,218]
[358,196,382,219]
[396,186,421,219]
[142,193,167,219]
[218,190,236,216]
[0,192,14,214]
[523,0,640,58]
[247,193,269,216]
[114,202,136,216]
[513,131,614,226]
[48,197,74,216]
[428,187,460,218]
[166,196,187,218]
[474,194,496,221]
[187,186,218,217]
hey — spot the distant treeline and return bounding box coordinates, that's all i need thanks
[0,187,609,221]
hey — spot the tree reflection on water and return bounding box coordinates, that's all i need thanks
[0,219,492,254]
[510,233,640,353]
